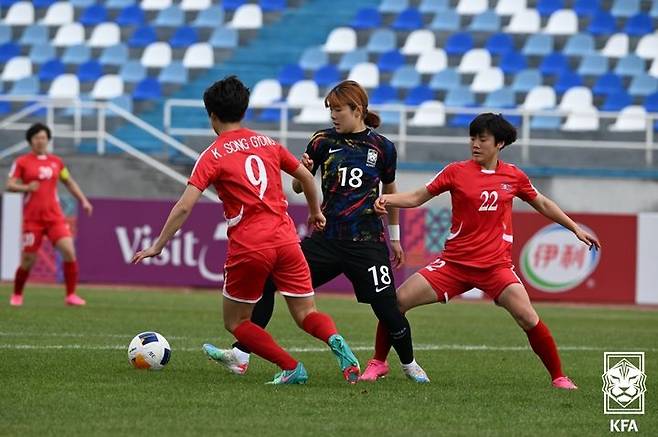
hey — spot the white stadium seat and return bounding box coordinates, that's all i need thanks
[559,87,593,111]
[41,2,74,26]
[287,80,320,107]
[401,30,435,56]
[141,42,172,68]
[544,10,578,35]
[636,34,658,60]
[4,2,35,26]
[294,100,331,124]
[471,68,504,93]
[496,0,526,16]
[53,23,85,47]
[523,86,556,110]
[91,75,124,100]
[1,57,32,82]
[323,27,357,53]
[141,0,172,10]
[505,9,540,33]
[602,33,629,58]
[561,106,599,131]
[610,106,647,131]
[409,101,446,127]
[415,48,447,74]
[183,43,213,68]
[48,74,80,99]
[88,23,121,48]
[347,62,379,88]
[458,48,491,73]
[457,0,487,15]
[650,58,658,78]
[250,79,283,106]
[229,4,263,29]
[180,0,211,11]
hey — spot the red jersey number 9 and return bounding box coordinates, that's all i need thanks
[245,155,268,200]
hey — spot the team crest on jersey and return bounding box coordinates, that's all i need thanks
[366,149,378,167]
[500,183,513,192]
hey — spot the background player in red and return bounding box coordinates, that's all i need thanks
[367,113,601,389]
[132,76,361,384]
[7,123,93,307]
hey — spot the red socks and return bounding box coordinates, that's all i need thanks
[63,261,78,296]
[13,267,30,296]
[301,312,337,343]
[373,321,392,361]
[525,320,565,380]
[233,321,297,371]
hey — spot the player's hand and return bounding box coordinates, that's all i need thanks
[26,181,39,192]
[374,196,388,215]
[308,212,326,231]
[575,228,601,251]
[300,153,313,171]
[389,240,405,268]
[131,246,161,264]
[82,200,93,216]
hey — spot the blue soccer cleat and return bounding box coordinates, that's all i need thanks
[267,362,309,385]
[328,334,361,384]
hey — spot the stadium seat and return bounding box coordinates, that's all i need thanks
[4,2,35,25]
[636,35,658,60]
[29,44,55,64]
[377,50,405,73]
[404,85,434,106]
[562,106,598,131]
[468,10,500,32]
[624,14,653,37]
[544,9,578,35]
[505,9,540,33]
[250,79,282,106]
[500,52,527,74]
[141,0,172,10]
[401,30,435,56]
[484,88,515,108]
[183,44,213,69]
[77,60,103,82]
[457,0,486,15]
[39,58,65,81]
[601,33,629,58]
[158,61,187,84]
[299,47,328,71]
[133,77,162,100]
[560,87,593,111]
[523,86,556,110]
[578,55,608,76]
[154,5,184,27]
[293,101,331,124]
[392,8,422,31]
[33,0,57,9]
[117,5,145,26]
[223,0,245,11]
[537,0,563,17]
[181,0,211,11]
[391,65,421,89]
[91,75,124,99]
[48,74,79,98]
[79,5,108,26]
[610,106,646,131]
[511,69,541,93]
[379,0,408,14]
[260,0,286,13]
[485,33,514,56]
[169,27,198,48]
[429,9,459,31]
[62,44,90,64]
[409,100,445,126]
[42,2,74,25]
[313,65,340,87]
[88,23,121,48]
[106,0,136,7]
[229,4,263,29]
[351,8,381,30]
[53,23,84,47]
[1,56,31,81]
[563,34,595,57]
[644,92,658,112]
[444,32,473,56]
[611,0,639,18]
[287,80,320,107]
[0,42,20,62]
[445,87,475,107]
[119,60,146,83]
[419,0,448,13]
[471,68,504,93]
[522,34,554,57]
[601,91,632,111]
[429,68,459,91]
[587,11,616,35]
[348,62,379,88]
[539,53,569,76]
[0,25,11,45]
[496,0,525,15]
[71,0,96,7]
[129,26,157,48]
[338,49,367,72]
[19,25,48,46]
[278,64,304,86]
[458,48,491,73]
[141,42,172,68]
[415,48,447,74]
[100,44,128,66]
[629,75,658,97]
[573,0,599,17]
[615,55,645,77]
[366,29,396,54]
[593,73,624,96]
[370,84,397,104]
[323,27,356,53]
[10,77,39,95]
[650,59,658,78]
[651,0,658,18]
[192,6,224,27]
[209,27,238,49]
[554,71,583,94]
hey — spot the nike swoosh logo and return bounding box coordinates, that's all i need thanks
[375,285,390,293]
[328,148,342,153]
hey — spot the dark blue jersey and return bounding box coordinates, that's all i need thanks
[306,128,397,242]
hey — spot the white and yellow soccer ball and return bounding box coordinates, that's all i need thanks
[128,332,171,370]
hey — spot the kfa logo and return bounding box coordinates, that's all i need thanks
[602,352,646,433]
[366,149,378,167]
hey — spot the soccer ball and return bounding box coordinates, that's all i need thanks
[127,332,171,370]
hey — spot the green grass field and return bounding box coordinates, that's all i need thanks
[1,285,656,436]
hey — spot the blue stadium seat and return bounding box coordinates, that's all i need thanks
[117,5,145,26]
[587,11,616,35]
[449,112,477,127]
[574,0,600,17]
[278,64,304,86]
[10,77,39,95]
[370,84,397,104]
[119,60,146,83]
[313,65,340,87]
[39,59,65,81]
[209,27,238,49]
[593,73,623,95]
[379,0,408,13]
[391,66,421,89]
[223,0,246,11]
[522,34,554,56]
[484,88,515,108]
[429,68,459,91]
[511,69,542,93]
[468,10,500,32]
[378,50,405,72]
[500,52,527,74]
[192,6,225,27]
[445,32,473,56]
[0,101,10,115]
[404,85,434,105]
[169,27,198,48]
[128,26,157,48]
[611,0,639,18]
[419,0,448,13]
[537,0,564,17]
[133,78,162,100]
[29,44,55,64]
[62,44,91,65]
[351,8,381,30]
[0,0,19,7]
[338,49,367,72]
[539,53,568,76]
[106,0,135,7]
[651,0,658,18]
[0,25,10,45]
[155,5,184,27]
[106,95,133,116]
[531,116,562,129]
[159,61,188,84]
[602,91,632,111]
[33,0,56,7]
[578,54,608,76]
[644,92,658,112]
[614,55,645,77]
[629,74,658,97]
[299,46,328,71]
[260,0,286,12]
[624,14,653,37]
[563,34,595,56]
[392,8,422,31]
[430,9,459,31]
[77,60,102,82]
[19,25,48,46]
[0,42,20,62]
[100,44,128,66]
[485,33,514,56]
[445,87,475,107]
[80,5,108,26]
[366,29,396,54]
[554,71,583,94]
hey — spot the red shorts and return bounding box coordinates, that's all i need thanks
[22,219,72,253]
[222,243,313,304]
[418,257,522,303]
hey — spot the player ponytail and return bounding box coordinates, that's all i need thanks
[325,80,380,129]
[469,113,517,149]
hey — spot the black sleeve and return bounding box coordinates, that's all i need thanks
[305,131,326,175]
[381,140,397,185]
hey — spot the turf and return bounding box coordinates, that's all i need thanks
[1,286,656,436]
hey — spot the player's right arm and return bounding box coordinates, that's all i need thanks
[6,161,39,193]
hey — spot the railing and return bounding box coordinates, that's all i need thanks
[0,96,216,202]
[164,99,658,166]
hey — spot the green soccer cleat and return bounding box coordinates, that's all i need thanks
[328,334,361,384]
[266,362,309,385]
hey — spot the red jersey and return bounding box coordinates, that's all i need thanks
[9,153,67,222]
[426,159,538,268]
[188,128,301,255]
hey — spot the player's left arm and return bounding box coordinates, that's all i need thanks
[527,193,601,250]
[61,168,93,216]
[382,181,404,267]
[132,185,203,264]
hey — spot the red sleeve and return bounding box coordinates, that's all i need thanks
[515,168,538,202]
[8,158,23,179]
[188,147,218,192]
[425,163,455,196]
[279,144,300,175]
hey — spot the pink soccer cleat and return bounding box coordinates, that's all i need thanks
[9,294,23,307]
[552,376,578,390]
[65,294,86,306]
[358,359,389,382]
